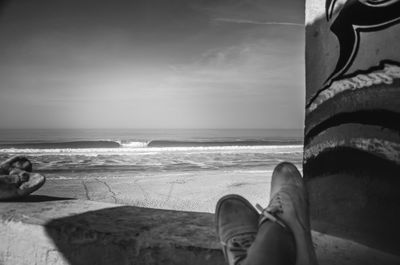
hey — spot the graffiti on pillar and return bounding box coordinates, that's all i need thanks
[325,0,400,83]
[304,0,400,252]
[304,0,400,177]
[307,0,400,109]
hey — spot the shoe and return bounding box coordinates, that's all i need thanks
[215,194,259,265]
[258,162,318,265]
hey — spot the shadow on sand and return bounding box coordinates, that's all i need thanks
[1,195,74,203]
[43,205,223,265]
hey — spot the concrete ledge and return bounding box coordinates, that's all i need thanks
[0,197,223,265]
[0,197,399,265]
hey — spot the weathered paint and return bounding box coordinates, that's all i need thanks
[305,0,400,256]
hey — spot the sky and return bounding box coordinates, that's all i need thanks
[0,0,305,129]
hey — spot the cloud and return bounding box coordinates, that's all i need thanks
[163,36,304,97]
[213,18,304,27]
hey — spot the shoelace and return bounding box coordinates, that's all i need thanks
[220,233,255,248]
[220,233,256,265]
[229,233,255,249]
[256,196,287,229]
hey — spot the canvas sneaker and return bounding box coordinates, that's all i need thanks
[215,194,259,265]
[258,162,318,265]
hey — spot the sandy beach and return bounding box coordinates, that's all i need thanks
[0,129,303,213]
[35,169,277,213]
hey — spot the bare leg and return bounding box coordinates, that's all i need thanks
[243,220,296,265]
[0,174,26,199]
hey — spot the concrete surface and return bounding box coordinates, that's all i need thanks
[0,198,399,265]
[0,198,222,265]
[34,170,274,213]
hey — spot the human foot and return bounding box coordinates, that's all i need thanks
[0,169,45,200]
[0,156,32,174]
[215,194,259,265]
[0,157,45,200]
[259,162,318,265]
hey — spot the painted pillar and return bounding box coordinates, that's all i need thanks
[304,0,400,256]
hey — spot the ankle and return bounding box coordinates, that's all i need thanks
[294,232,318,265]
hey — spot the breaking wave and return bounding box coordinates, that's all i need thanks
[0,139,302,150]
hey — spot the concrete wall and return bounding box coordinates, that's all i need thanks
[0,199,225,265]
[304,0,400,256]
[1,198,400,265]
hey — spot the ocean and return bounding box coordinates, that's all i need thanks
[0,129,304,178]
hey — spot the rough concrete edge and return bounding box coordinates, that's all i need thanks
[1,199,400,265]
[312,230,400,265]
[0,199,225,265]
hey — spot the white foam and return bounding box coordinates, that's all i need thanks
[120,141,149,148]
[0,145,303,156]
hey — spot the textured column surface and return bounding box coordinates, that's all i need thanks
[304,0,400,256]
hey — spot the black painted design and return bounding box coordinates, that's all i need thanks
[325,0,337,20]
[326,0,400,83]
[306,1,400,251]
[304,110,400,146]
[304,146,400,179]
[306,59,400,109]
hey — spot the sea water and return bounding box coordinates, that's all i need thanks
[0,129,303,178]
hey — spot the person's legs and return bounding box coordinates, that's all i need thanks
[215,194,296,265]
[215,194,259,265]
[260,162,318,265]
[216,161,317,265]
[0,156,32,174]
[243,220,295,265]
[0,156,45,200]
